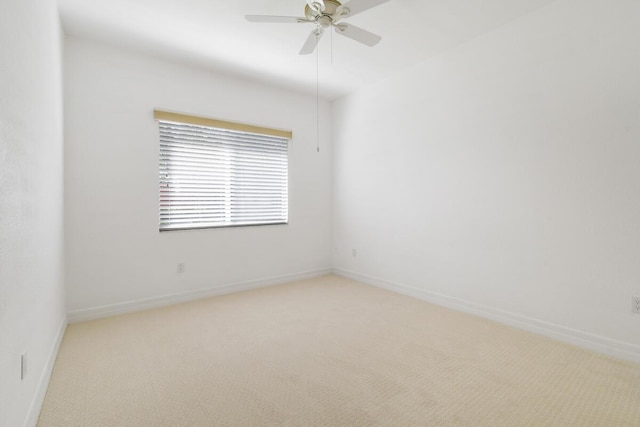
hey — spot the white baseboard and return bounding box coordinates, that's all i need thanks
[24,316,67,427]
[334,268,640,365]
[67,268,333,323]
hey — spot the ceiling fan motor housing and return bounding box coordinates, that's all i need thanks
[305,0,347,27]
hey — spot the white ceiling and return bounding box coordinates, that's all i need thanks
[58,0,557,100]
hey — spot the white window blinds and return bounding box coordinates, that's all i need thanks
[156,111,290,231]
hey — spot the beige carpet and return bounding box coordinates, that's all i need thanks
[38,275,640,426]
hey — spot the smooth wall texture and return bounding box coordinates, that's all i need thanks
[333,0,640,354]
[64,37,332,313]
[0,1,66,426]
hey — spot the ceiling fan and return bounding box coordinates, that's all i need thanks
[246,0,391,55]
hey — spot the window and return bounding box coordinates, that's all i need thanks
[155,110,291,231]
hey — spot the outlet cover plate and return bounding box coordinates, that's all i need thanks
[633,296,640,314]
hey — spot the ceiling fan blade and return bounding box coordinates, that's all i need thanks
[299,27,324,55]
[334,23,381,46]
[337,0,391,18]
[245,15,310,23]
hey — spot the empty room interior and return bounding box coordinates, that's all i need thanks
[2,0,640,426]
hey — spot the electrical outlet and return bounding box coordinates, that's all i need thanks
[177,263,185,274]
[21,353,27,380]
[632,296,640,314]
[352,248,357,257]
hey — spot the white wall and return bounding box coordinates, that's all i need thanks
[64,37,332,315]
[0,1,66,426]
[333,0,640,358]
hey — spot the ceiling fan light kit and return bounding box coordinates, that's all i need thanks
[246,0,389,55]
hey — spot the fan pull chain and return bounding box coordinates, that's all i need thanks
[316,27,320,153]
[330,25,333,65]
